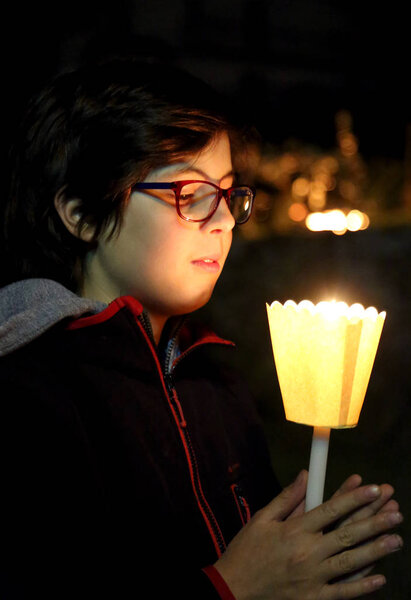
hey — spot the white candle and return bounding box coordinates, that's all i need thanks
[305,426,331,512]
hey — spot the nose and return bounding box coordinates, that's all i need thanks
[202,195,235,233]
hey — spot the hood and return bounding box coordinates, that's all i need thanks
[0,278,107,357]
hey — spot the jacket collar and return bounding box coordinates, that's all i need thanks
[67,294,235,368]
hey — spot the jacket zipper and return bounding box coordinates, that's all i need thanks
[230,483,251,526]
[164,374,227,555]
[137,316,227,557]
[163,319,185,376]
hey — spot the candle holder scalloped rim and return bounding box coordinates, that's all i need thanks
[266,299,386,321]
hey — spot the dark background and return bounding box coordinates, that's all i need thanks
[2,1,409,597]
[1,0,409,162]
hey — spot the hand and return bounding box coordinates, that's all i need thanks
[214,471,403,600]
[284,474,399,522]
[325,474,400,582]
[330,473,400,530]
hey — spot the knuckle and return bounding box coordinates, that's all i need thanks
[337,550,355,574]
[252,507,264,521]
[288,546,311,569]
[250,507,266,526]
[320,501,339,521]
[335,527,355,548]
[280,485,295,503]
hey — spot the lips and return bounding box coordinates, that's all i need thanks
[193,254,222,263]
[191,255,222,272]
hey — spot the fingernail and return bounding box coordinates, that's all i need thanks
[370,575,386,589]
[384,535,403,552]
[365,485,380,499]
[387,511,403,526]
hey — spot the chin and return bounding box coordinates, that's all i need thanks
[176,289,215,316]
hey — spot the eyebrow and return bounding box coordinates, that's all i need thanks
[155,164,235,185]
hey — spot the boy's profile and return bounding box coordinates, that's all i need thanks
[0,57,403,599]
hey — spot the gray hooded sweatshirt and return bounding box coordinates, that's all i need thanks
[0,278,107,357]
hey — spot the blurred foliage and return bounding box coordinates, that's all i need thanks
[239,110,408,240]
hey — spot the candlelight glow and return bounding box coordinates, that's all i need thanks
[308,180,327,210]
[305,209,369,234]
[266,299,386,428]
[288,202,308,222]
[292,177,310,197]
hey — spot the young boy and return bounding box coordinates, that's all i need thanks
[0,58,402,599]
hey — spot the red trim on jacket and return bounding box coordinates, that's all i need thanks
[202,565,237,600]
[172,336,234,370]
[66,295,234,352]
[176,321,235,356]
[66,296,143,330]
[67,294,234,557]
[135,318,227,557]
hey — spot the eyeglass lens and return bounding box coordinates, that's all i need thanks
[178,182,253,223]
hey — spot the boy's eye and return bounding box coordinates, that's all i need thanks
[179,183,217,205]
[179,193,195,204]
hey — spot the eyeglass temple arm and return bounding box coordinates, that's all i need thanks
[132,183,175,190]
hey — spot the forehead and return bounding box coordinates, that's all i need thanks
[148,132,233,183]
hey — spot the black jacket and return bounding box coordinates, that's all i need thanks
[0,279,280,599]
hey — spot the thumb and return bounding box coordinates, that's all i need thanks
[264,469,308,521]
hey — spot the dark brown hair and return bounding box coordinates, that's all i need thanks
[1,58,252,290]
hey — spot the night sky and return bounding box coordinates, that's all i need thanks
[2,0,408,164]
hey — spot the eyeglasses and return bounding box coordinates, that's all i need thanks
[131,180,255,224]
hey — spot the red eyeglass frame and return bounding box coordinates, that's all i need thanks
[132,180,255,224]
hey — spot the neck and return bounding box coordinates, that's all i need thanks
[78,257,171,345]
[78,280,168,346]
[144,310,168,345]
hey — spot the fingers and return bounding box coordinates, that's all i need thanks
[380,499,399,513]
[287,497,306,519]
[320,509,403,559]
[338,484,396,528]
[339,564,375,582]
[321,531,403,583]
[264,469,308,521]
[304,485,383,533]
[321,574,386,599]
[331,474,363,499]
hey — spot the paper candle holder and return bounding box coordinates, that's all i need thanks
[266,299,386,510]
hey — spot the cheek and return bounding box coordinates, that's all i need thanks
[147,234,189,276]
[124,219,188,280]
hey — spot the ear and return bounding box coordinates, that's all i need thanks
[54,189,95,242]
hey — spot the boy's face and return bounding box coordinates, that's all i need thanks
[82,132,235,322]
